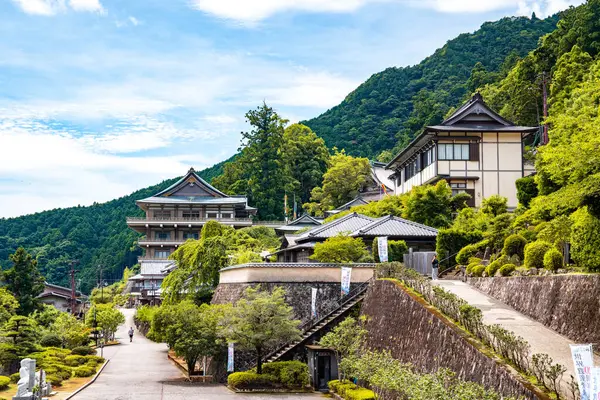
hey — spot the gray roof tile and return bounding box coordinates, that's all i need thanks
[354,215,438,238]
[296,213,374,242]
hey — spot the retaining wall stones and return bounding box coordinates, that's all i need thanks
[469,275,600,344]
[361,279,542,399]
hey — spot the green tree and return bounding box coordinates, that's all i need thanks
[304,150,371,216]
[1,316,39,355]
[53,312,91,349]
[30,304,60,329]
[282,124,330,205]
[319,317,367,380]
[403,181,470,228]
[310,234,371,263]
[0,289,18,326]
[86,304,125,341]
[2,248,45,315]
[219,287,300,374]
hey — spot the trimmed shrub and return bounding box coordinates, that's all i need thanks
[544,248,563,272]
[46,374,63,386]
[85,355,105,365]
[485,260,503,277]
[227,372,278,389]
[570,207,600,272]
[389,240,408,262]
[456,244,479,265]
[337,381,358,397]
[436,229,484,266]
[524,240,553,269]
[328,379,342,392]
[346,388,377,400]
[262,361,309,388]
[466,261,482,275]
[71,346,95,356]
[0,376,10,390]
[73,365,95,378]
[375,262,404,278]
[516,176,538,207]
[502,234,527,260]
[40,333,62,348]
[65,355,87,366]
[498,264,516,276]
[9,372,20,383]
[471,265,486,277]
[44,363,72,381]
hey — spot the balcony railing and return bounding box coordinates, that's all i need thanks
[126,217,253,223]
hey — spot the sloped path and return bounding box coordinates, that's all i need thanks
[435,280,600,398]
[73,308,323,400]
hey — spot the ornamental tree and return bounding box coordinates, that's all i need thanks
[310,234,371,263]
[319,317,367,380]
[2,248,45,315]
[219,286,300,374]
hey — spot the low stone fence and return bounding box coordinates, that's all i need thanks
[469,275,600,345]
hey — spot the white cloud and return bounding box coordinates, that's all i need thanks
[188,0,582,23]
[11,0,104,15]
[128,16,140,25]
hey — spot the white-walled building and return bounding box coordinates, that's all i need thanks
[385,93,538,209]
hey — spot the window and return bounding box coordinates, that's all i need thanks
[154,211,171,219]
[206,212,218,219]
[420,147,435,168]
[437,144,470,161]
[182,211,200,219]
[221,213,232,219]
[155,250,170,259]
[183,232,199,240]
[156,232,171,240]
[450,182,467,196]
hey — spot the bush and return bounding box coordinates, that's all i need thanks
[375,262,404,278]
[64,355,87,366]
[570,207,600,271]
[346,388,377,400]
[498,264,516,276]
[227,372,278,389]
[389,240,408,262]
[46,374,63,386]
[337,381,358,397]
[9,372,20,383]
[466,261,482,275]
[71,346,95,356]
[40,333,62,348]
[84,355,105,364]
[502,234,527,260]
[73,365,95,378]
[471,265,486,277]
[544,248,563,272]
[485,260,503,277]
[328,379,342,392]
[262,361,309,388]
[436,229,484,266]
[524,240,553,269]
[456,244,479,265]
[44,363,72,381]
[0,376,9,390]
[516,176,538,207]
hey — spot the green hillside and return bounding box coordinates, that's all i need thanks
[0,160,227,293]
[302,15,559,159]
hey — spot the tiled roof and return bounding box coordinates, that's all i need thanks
[136,196,248,205]
[154,167,229,198]
[141,260,173,275]
[354,215,438,238]
[296,213,374,242]
[220,262,375,271]
[287,213,322,226]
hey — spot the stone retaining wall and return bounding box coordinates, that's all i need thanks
[361,279,543,399]
[469,275,600,344]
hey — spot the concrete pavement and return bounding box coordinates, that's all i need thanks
[73,308,324,400]
[435,280,600,398]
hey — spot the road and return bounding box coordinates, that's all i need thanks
[73,308,324,400]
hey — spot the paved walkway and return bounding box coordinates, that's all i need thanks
[435,280,600,398]
[73,308,324,400]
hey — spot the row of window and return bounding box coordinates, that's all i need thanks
[154,232,199,240]
[153,211,233,219]
[403,143,478,180]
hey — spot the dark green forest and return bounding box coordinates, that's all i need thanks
[0,164,224,294]
[302,15,559,159]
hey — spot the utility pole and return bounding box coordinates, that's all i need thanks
[68,260,79,315]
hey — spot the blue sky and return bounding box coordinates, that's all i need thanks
[0,0,583,217]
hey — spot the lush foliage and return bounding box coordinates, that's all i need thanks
[310,234,371,263]
[319,317,367,380]
[85,303,125,342]
[502,234,527,260]
[569,207,600,271]
[543,248,563,272]
[329,380,376,400]
[524,241,553,269]
[436,230,484,266]
[1,248,45,315]
[260,361,310,388]
[304,150,371,216]
[403,181,470,228]
[303,16,558,159]
[373,238,408,263]
[219,286,300,374]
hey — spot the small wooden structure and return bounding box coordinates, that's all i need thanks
[306,345,338,392]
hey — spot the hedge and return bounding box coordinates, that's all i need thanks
[471,265,486,277]
[64,355,87,366]
[74,365,96,378]
[261,361,309,388]
[437,229,484,266]
[328,380,376,400]
[228,372,278,389]
[524,240,553,269]
[40,333,62,348]
[71,346,95,356]
[485,260,502,277]
[346,388,377,400]
[543,248,563,271]
[570,207,600,271]
[498,264,516,276]
[0,376,9,390]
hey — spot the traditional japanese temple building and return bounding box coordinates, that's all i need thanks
[126,168,257,260]
[385,93,538,209]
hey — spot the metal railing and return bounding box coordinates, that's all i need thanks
[126,216,254,223]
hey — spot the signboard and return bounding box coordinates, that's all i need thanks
[377,237,389,262]
[571,344,594,400]
[227,343,234,372]
[341,267,352,296]
[591,367,600,400]
[311,288,318,318]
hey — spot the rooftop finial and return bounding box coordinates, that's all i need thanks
[188,167,195,173]
[473,92,483,101]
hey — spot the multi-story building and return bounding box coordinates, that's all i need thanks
[385,93,538,209]
[126,168,257,260]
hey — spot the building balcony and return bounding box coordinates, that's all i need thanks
[126,216,254,228]
[138,238,184,247]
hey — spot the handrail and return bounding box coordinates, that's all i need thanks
[126,217,253,222]
[262,277,374,363]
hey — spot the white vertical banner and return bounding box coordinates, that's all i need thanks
[341,267,352,296]
[311,288,318,318]
[227,343,234,372]
[377,237,389,262]
[591,367,600,400]
[571,344,594,400]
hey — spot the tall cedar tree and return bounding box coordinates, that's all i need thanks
[2,248,45,315]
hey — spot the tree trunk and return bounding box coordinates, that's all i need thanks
[187,357,197,377]
[256,346,262,374]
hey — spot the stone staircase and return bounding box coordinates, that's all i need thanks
[264,279,372,364]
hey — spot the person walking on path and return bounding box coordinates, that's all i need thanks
[431,255,439,280]
[128,327,134,343]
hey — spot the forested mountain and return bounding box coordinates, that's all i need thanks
[0,163,225,293]
[302,15,559,159]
